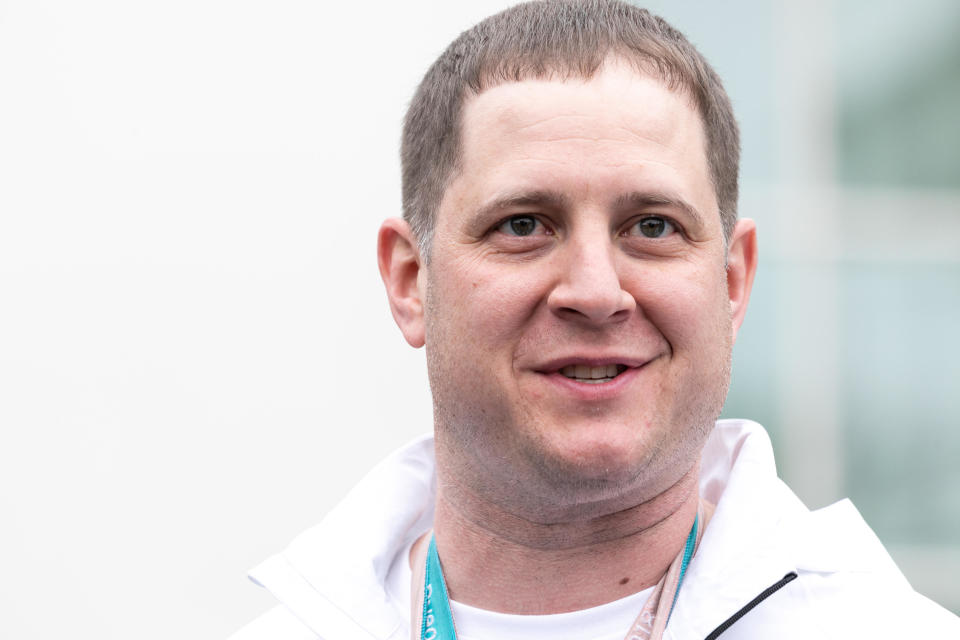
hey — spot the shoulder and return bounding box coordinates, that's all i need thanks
[795,571,960,637]
[233,434,435,640]
[747,500,960,637]
[228,605,319,640]
[676,452,960,639]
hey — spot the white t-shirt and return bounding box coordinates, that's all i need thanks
[385,539,653,640]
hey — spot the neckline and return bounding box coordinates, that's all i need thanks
[448,584,655,640]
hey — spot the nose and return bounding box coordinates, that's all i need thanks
[547,237,636,325]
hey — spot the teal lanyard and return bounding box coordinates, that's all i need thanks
[670,512,699,617]
[420,515,699,640]
[421,536,458,640]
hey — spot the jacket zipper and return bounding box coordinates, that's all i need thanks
[703,571,798,639]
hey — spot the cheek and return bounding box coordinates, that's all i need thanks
[432,255,549,346]
[625,261,730,348]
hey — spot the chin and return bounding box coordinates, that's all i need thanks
[518,414,709,506]
[522,430,658,490]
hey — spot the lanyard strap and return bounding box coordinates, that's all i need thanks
[420,535,458,640]
[419,504,706,640]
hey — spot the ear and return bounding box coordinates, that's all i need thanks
[725,218,758,343]
[377,218,426,348]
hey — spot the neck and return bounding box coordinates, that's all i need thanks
[417,465,701,614]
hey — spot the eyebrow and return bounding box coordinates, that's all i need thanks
[614,191,706,228]
[474,190,572,220]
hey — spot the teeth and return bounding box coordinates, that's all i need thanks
[560,364,621,380]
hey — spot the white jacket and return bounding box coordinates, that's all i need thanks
[230,420,960,639]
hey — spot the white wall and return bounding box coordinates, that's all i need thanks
[0,2,517,637]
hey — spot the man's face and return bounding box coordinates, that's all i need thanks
[404,60,754,517]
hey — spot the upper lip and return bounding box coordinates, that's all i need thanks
[532,355,653,373]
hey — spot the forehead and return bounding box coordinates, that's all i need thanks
[465,62,700,145]
[443,60,715,223]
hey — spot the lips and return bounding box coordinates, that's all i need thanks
[533,356,651,386]
[528,357,650,401]
[559,364,627,383]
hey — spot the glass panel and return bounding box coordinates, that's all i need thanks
[840,263,960,545]
[836,0,960,189]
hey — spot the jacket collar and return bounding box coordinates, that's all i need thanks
[249,434,436,639]
[666,421,805,638]
[667,422,906,639]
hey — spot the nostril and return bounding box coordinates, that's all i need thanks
[548,280,636,324]
[556,306,585,317]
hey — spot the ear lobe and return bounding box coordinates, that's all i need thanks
[378,218,426,348]
[725,218,758,342]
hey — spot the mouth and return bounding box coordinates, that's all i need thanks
[558,364,629,384]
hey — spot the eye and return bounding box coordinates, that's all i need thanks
[496,215,546,237]
[627,216,676,239]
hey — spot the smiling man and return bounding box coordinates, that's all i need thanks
[231,2,959,639]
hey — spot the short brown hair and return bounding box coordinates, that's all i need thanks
[401,0,740,257]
